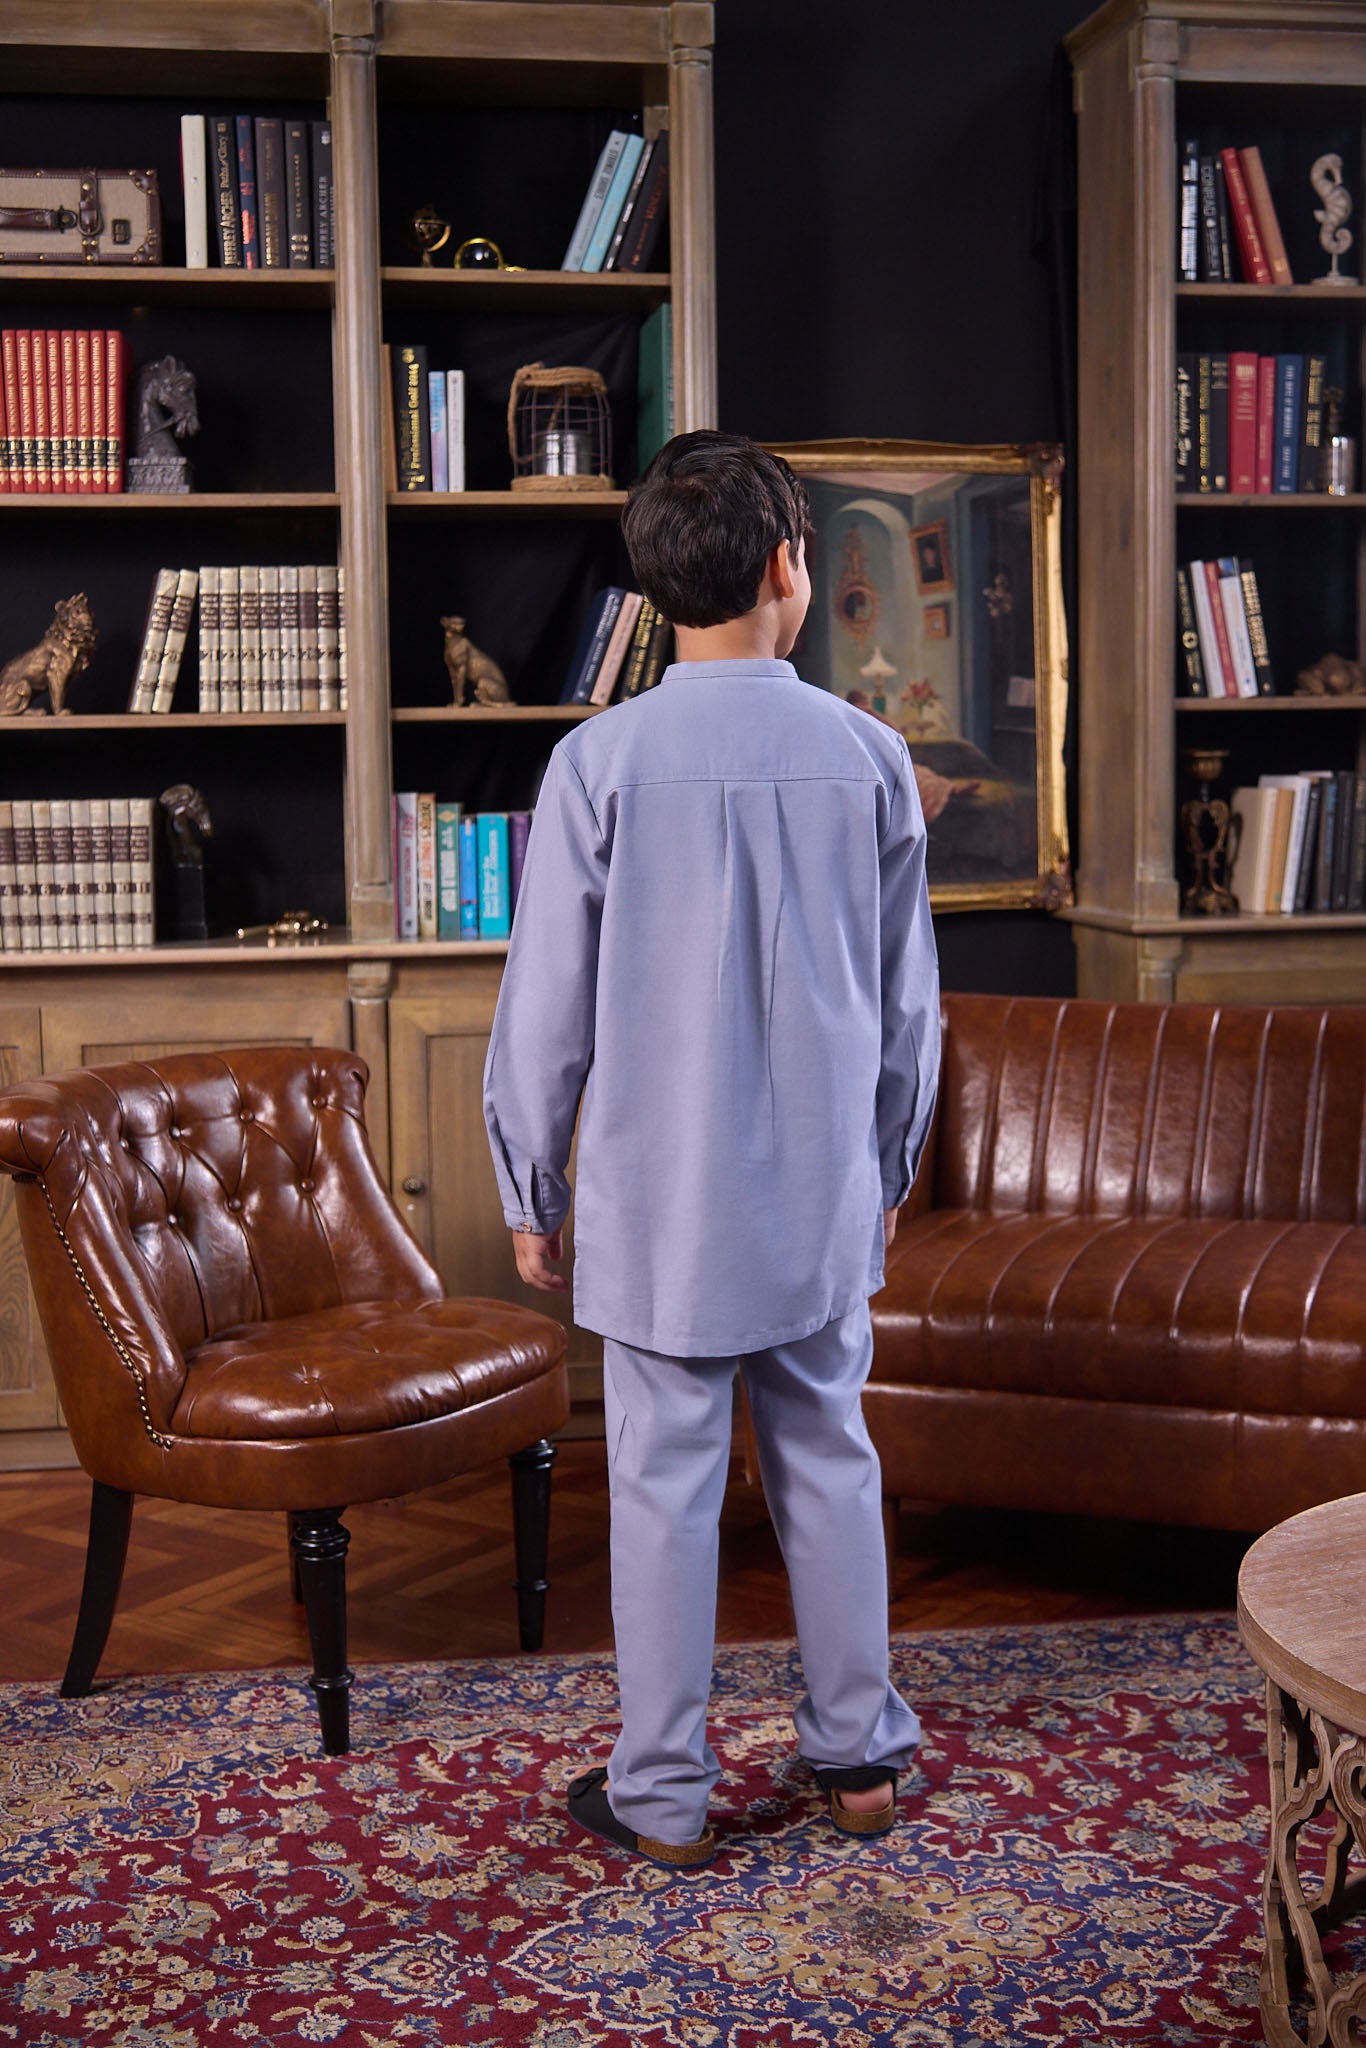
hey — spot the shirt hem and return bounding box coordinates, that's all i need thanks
[573,1285,880,1359]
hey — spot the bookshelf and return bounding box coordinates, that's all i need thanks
[1065,0,1366,1002]
[0,0,715,1466]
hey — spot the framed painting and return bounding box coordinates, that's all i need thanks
[769,438,1073,913]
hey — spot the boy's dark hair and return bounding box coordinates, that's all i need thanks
[622,429,814,628]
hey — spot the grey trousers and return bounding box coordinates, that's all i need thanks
[602,1301,921,1844]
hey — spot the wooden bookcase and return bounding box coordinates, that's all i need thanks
[1065,0,1366,1002]
[0,0,716,1466]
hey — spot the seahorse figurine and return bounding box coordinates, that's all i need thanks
[1311,153,1357,285]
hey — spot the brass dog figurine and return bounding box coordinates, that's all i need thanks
[441,615,512,706]
[0,592,97,716]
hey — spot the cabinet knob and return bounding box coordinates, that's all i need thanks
[401,1176,427,1196]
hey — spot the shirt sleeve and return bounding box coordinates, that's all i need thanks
[482,745,609,1233]
[877,747,941,1208]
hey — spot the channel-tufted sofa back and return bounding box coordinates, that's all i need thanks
[0,1047,442,1437]
[932,994,1366,1224]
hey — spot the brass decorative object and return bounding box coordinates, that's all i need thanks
[407,203,451,266]
[1295,651,1366,696]
[441,616,512,705]
[235,910,330,944]
[126,355,199,494]
[507,363,614,493]
[159,782,213,940]
[1181,747,1238,916]
[1311,152,1357,285]
[0,591,96,715]
[453,236,522,271]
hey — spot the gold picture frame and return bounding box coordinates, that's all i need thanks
[770,438,1073,914]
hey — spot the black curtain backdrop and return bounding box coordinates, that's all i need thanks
[714,0,1093,997]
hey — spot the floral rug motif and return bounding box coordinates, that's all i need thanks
[0,1616,1272,2044]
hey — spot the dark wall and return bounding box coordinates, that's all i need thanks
[714,0,1094,996]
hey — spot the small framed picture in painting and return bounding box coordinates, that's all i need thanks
[924,603,951,641]
[909,519,952,595]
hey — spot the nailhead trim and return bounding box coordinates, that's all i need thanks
[35,1175,175,1452]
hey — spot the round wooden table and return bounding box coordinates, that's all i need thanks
[1239,1492,1366,2047]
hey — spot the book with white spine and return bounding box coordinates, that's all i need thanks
[0,802,18,952]
[88,799,115,947]
[317,565,339,711]
[280,563,302,712]
[152,567,199,712]
[109,797,134,949]
[181,114,210,268]
[197,565,220,713]
[129,567,179,713]
[129,797,155,947]
[337,564,347,710]
[32,798,59,950]
[70,797,95,950]
[238,566,262,713]
[50,798,76,950]
[298,564,320,712]
[445,370,466,491]
[259,563,283,713]
[218,566,241,713]
[11,801,38,952]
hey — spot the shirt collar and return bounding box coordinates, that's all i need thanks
[659,659,801,684]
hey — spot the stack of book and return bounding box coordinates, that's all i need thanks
[384,348,466,493]
[1176,349,1337,494]
[392,795,531,940]
[0,330,127,493]
[1178,141,1292,284]
[561,130,670,273]
[0,797,155,952]
[560,589,673,705]
[1176,558,1274,697]
[181,113,334,270]
[1229,771,1366,915]
[128,564,347,714]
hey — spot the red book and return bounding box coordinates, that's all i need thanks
[1255,355,1276,494]
[89,330,106,495]
[2,331,21,494]
[58,330,77,492]
[1220,147,1272,285]
[74,328,92,492]
[1239,147,1293,285]
[30,328,51,493]
[15,330,37,493]
[1228,351,1259,495]
[0,341,8,492]
[105,330,126,492]
[1202,559,1239,696]
[45,331,64,492]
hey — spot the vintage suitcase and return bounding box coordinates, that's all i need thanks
[0,168,161,264]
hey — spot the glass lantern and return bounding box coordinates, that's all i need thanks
[507,362,614,492]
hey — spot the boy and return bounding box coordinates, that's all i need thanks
[483,430,940,1867]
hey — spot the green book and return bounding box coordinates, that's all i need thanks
[436,802,462,938]
[637,302,673,472]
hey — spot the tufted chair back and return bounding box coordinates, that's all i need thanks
[0,1047,442,1451]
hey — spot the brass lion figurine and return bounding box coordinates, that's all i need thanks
[441,615,511,706]
[1295,651,1366,696]
[0,592,97,716]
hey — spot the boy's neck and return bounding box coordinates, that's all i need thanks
[673,619,791,663]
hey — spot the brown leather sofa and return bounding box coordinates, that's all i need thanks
[869,994,1366,1535]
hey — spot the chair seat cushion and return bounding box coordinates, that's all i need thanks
[871,1210,1366,1418]
[172,1295,563,1440]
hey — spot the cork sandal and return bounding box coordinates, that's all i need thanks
[812,1764,898,1837]
[566,1766,717,1870]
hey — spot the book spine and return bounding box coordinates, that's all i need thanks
[1238,562,1276,695]
[1273,355,1304,492]
[1332,769,1356,911]
[1299,353,1327,492]
[11,801,38,952]
[31,327,51,495]
[603,136,655,272]
[1313,776,1339,912]
[17,330,40,494]
[109,797,134,949]
[622,597,659,697]
[1216,556,1258,698]
[1213,155,1233,280]
[562,130,629,270]
[509,811,531,913]
[1185,560,1223,697]
[337,566,347,711]
[152,566,199,712]
[130,566,180,713]
[130,797,155,947]
[458,815,479,936]
[72,327,91,492]
[1240,145,1293,285]
[218,565,241,712]
[429,370,448,493]
[254,116,287,269]
[317,565,339,711]
[1227,352,1258,495]
[198,563,220,713]
[1197,156,1221,280]
[445,369,466,491]
[0,338,9,492]
[212,116,242,266]
[32,798,57,949]
[392,345,431,490]
[88,799,114,948]
[285,121,312,267]
[280,563,302,712]
[1347,777,1366,913]
[107,330,126,493]
[1174,355,1195,490]
[617,130,670,271]
[1,331,20,493]
[238,564,262,712]
[436,803,462,938]
[583,134,645,272]
[1254,355,1275,495]
[1208,353,1229,492]
[182,114,210,270]
[1219,146,1271,284]
[591,591,644,704]
[58,329,76,492]
[258,563,282,712]
[1174,567,1207,696]
[1201,559,1238,696]
[45,328,63,491]
[638,302,673,470]
[0,802,18,952]
[50,798,76,951]
[638,612,673,691]
[236,114,259,270]
[477,813,511,939]
[1293,777,1324,914]
[298,564,321,711]
[570,590,625,702]
[88,329,105,495]
[1178,139,1200,282]
[394,791,418,938]
[416,792,437,938]
[311,120,334,268]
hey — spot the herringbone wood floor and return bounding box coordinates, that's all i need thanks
[0,1443,1249,1685]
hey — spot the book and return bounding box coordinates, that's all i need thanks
[445,369,466,491]
[1273,355,1304,493]
[614,129,670,272]
[88,798,114,947]
[1228,351,1258,494]
[0,803,19,952]
[106,328,127,492]
[130,797,155,947]
[299,563,320,710]
[603,137,657,271]
[280,563,302,712]
[622,597,660,697]
[477,813,511,939]
[563,587,627,703]
[1291,776,1325,914]
[1347,777,1366,912]
[1186,560,1223,695]
[1313,773,1340,912]
[211,115,242,266]
[1216,556,1257,698]
[1178,139,1200,282]
[416,792,437,938]
[88,328,105,494]
[311,120,334,267]
[0,348,8,492]
[430,370,448,493]
[32,798,58,949]
[392,344,431,490]
[58,329,76,490]
[1197,155,1222,280]
[638,302,673,471]
[1332,769,1356,911]
[181,114,210,268]
[1219,146,1271,284]
[258,562,282,712]
[337,564,347,711]
[582,133,645,272]
[1174,567,1206,696]
[235,113,259,270]
[14,330,36,492]
[109,796,134,948]
[1258,775,1310,916]
[317,565,340,710]
[1,331,19,493]
[562,129,632,270]
[218,564,241,712]
[1237,561,1275,695]
[436,803,462,938]
[1213,154,1233,280]
[1174,354,1195,490]
[509,811,531,913]
[636,609,673,691]
[50,797,75,950]
[70,797,95,950]
[239,564,262,712]
[1239,146,1293,285]
[458,815,480,937]
[254,116,287,268]
[285,121,312,267]
[393,791,418,938]
[1265,785,1297,914]
[29,328,48,494]
[1300,353,1327,492]
[129,567,180,713]
[1229,785,1278,914]
[194,564,221,704]
[11,800,38,951]
[1208,352,1229,492]
[1254,354,1275,495]
[590,590,644,704]
[152,566,199,712]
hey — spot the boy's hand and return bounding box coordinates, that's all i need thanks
[512,1226,567,1293]
[883,1208,899,1251]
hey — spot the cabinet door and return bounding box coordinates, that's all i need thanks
[40,989,353,1072]
[0,1005,61,1448]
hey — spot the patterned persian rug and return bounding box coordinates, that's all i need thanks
[0,1615,1272,2046]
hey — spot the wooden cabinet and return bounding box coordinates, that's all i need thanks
[1065,0,1366,1002]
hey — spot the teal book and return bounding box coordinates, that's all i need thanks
[458,815,479,937]
[638,302,673,471]
[477,813,511,939]
[582,134,644,272]
[436,802,462,937]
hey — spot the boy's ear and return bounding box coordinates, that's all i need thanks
[768,539,797,600]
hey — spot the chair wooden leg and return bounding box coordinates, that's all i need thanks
[61,1481,134,1699]
[509,1438,556,1651]
[289,1508,353,1755]
[286,1513,304,1603]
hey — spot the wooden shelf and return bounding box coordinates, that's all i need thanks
[1175,695,1366,711]
[0,934,511,969]
[0,493,339,513]
[387,488,627,517]
[381,266,669,310]
[1064,905,1366,936]
[1176,493,1366,508]
[0,266,334,308]
[1176,282,1366,310]
[392,705,599,722]
[0,713,346,730]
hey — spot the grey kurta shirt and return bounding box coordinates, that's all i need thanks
[483,656,940,1357]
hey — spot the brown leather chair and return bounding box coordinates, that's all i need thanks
[0,1045,569,1753]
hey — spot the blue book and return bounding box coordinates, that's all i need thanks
[436,802,461,937]
[562,587,627,703]
[477,813,512,939]
[561,130,630,271]
[1273,355,1304,494]
[429,371,448,493]
[235,114,259,269]
[458,815,480,936]
[582,134,645,272]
